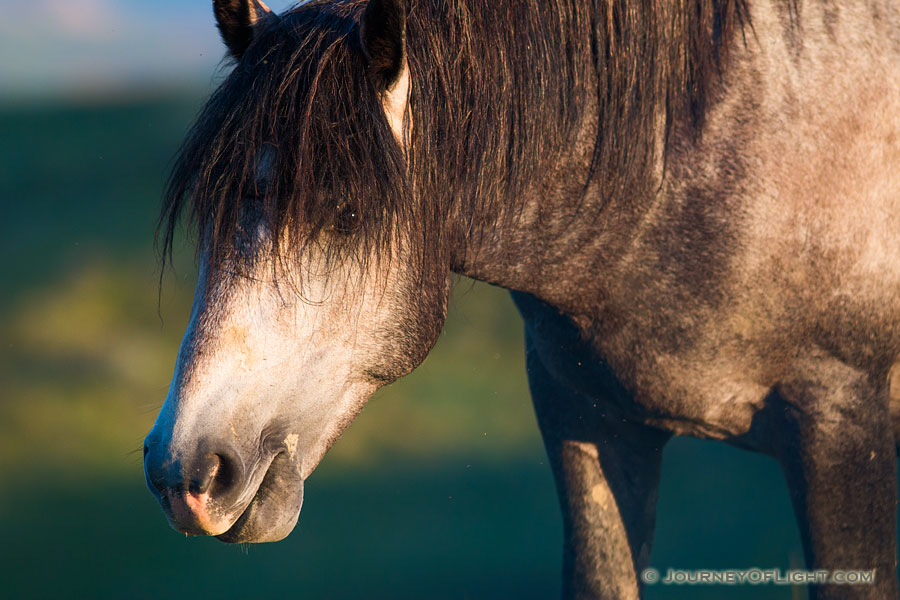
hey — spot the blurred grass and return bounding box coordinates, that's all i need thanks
[0,95,818,599]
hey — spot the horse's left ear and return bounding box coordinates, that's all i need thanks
[213,0,274,59]
[360,0,407,91]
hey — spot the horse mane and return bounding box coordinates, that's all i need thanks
[159,0,749,277]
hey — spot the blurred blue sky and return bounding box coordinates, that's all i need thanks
[1,0,297,100]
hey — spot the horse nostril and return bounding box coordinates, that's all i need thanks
[143,445,169,498]
[188,450,239,497]
[211,452,238,494]
[144,439,245,511]
[188,453,221,496]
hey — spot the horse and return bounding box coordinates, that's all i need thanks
[143,0,900,597]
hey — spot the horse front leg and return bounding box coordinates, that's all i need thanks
[525,333,670,600]
[774,354,898,600]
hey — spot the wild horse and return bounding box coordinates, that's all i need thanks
[144,0,900,597]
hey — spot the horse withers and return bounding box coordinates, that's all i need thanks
[144,0,900,597]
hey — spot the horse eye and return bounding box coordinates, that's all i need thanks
[332,204,361,235]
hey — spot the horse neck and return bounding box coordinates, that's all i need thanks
[407,0,667,314]
[450,153,665,317]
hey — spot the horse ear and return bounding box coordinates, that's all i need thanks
[213,0,273,59]
[360,0,407,90]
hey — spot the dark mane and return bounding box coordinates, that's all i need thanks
[159,0,749,275]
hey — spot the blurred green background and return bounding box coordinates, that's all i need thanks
[0,2,846,599]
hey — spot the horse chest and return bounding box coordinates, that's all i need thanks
[513,290,771,440]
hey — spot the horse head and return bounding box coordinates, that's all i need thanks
[143,0,447,543]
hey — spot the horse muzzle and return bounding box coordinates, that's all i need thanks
[143,435,304,543]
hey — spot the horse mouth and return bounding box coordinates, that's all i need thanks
[216,451,305,544]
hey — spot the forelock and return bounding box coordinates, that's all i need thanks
[159,0,411,284]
